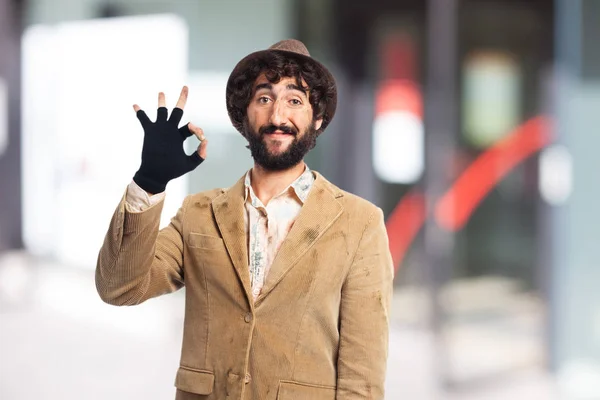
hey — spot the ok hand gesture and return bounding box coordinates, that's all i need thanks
[132,86,208,194]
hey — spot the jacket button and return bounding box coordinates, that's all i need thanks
[244,313,253,323]
[245,373,251,384]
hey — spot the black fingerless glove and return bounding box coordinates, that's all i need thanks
[133,107,203,194]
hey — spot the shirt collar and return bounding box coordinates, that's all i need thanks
[290,166,314,203]
[244,165,314,205]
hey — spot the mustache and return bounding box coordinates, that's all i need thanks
[259,124,298,136]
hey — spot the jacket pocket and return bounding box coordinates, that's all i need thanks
[174,366,215,395]
[187,232,226,251]
[277,380,336,400]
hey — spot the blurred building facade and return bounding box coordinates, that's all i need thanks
[1,0,600,398]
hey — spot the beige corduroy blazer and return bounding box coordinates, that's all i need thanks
[96,171,393,400]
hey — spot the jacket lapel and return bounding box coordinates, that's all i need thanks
[257,173,343,304]
[212,176,253,306]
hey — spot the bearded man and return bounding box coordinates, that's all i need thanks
[96,39,393,400]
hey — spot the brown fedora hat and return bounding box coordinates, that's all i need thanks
[226,39,337,135]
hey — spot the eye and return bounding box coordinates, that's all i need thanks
[258,96,271,104]
[290,98,302,106]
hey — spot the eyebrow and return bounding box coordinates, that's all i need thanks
[254,82,308,96]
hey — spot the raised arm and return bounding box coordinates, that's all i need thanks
[95,87,207,305]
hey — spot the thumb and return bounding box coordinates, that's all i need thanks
[188,122,207,159]
[188,122,205,141]
[184,137,208,171]
[197,137,208,160]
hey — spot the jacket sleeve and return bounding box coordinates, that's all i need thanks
[95,191,190,306]
[125,180,166,212]
[337,207,394,399]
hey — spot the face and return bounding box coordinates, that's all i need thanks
[244,74,323,171]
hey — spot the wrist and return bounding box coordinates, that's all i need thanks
[133,171,166,195]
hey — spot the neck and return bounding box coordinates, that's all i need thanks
[250,162,306,205]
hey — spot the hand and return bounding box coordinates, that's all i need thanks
[132,87,208,194]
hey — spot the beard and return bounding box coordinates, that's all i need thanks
[243,119,318,171]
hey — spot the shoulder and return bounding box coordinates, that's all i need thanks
[314,171,382,221]
[339,189,380,216]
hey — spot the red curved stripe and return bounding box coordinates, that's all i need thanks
[385,191,426,271]
[435,116,552,231]
[386,115,553,272]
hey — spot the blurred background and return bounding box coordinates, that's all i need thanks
[0,0,599,399]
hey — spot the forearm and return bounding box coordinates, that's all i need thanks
[96,191,185,306]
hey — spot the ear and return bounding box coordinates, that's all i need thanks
[315,118,323,131]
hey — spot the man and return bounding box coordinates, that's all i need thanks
[96,39,393,400]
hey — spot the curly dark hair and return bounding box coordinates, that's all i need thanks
[226,50,335,136]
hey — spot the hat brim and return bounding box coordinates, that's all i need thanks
[226,48,337,135]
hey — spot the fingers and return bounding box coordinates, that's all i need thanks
[188,122,208,159]
[187,150,205,169]
[186,123,207,169]
[135,88,188,125]
[157,107,168,121]
[188,122,206,141]
[175,86,188,110]
[169,108,183,125]
[178,123,194,140]
[155,92,168,121]
[197,136,208,160]
[169,86,188,124]
[134,106,151,128]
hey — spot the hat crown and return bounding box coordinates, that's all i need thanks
[268,39,310,57]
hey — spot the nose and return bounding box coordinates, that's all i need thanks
[268,98,289,127]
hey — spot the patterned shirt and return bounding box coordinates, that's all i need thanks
[244,166,314,301]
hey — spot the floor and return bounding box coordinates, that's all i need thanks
[0,251,559,399]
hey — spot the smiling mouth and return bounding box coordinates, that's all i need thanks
[265,131,294,139]
[266,130,293,135]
